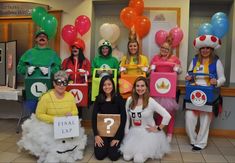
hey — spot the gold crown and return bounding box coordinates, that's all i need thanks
[157,81,169,89]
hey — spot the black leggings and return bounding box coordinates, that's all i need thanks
[94,137,121,161]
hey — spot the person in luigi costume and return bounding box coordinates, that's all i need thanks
[17,29,61,113]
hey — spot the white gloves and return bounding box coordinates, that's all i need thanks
[39,67,49,75]
[120,67,126,72]
[78,69,86,73]
[141,67,149,72]
[65,69,73,72]
[27,66,35,75]
[173,65,182,74]
[150,65,156,71]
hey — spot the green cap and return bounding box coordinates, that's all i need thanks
[35,29,48,38]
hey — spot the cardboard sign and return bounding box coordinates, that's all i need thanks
[97,114,120,137]
[54,116,79,139]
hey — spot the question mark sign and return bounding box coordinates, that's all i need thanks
[104,118,114,134]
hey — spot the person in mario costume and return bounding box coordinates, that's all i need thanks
[62,38,91,84]
[185,34,226,151]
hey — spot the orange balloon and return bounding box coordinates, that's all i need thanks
[129,0,144,16]
[120,7,137,29]
[134,16,151,38]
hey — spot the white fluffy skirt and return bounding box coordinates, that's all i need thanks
[120,127,170,161]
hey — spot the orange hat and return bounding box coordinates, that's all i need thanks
[71,38,85,51]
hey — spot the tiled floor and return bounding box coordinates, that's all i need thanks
[1,119,235,163]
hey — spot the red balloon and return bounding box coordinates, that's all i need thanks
[120,7,137,29]
[61,25,77,45]
[75,15,91,36]
[134,16,151,38]
[129,0,144,16]
[169,27,183,47]
[155,30,168,46]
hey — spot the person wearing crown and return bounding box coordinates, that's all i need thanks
[185,34,226,151]
[62,38,91,84]
[150,35,182,143]
[119,28,149,74]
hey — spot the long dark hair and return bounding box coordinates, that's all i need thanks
[96,75,116,103]
[130,76,150,110]
[69,48,85,68]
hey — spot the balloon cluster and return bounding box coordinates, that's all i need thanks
[61,15,91,46]
[99,23,120,44]
[120,0,151,38]
[155,27,183,48]
[32,7,58,39]
[197,12,229,38]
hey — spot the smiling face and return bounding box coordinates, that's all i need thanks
[101,46,110,56]
[53,77,68,96]
[128,42,138,55]
[160,42,171,58]
[199,47,213,58]
[103,79,113,96]
[71,46,79,56]
[135,80,147,97]
[36,33,48,47]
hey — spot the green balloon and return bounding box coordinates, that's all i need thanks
[41,14,58,39]
[32,7,47,27]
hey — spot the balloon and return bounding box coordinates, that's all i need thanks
[75,15,91,36]
[110,24,120,43]
[100,23,113,41]
[129,0,144,16]
[155,30,168,46]
[120,7,137,29]
[61,25,77,45]
[211,17,229,38]
[134,16,151,38]
[41,14,58,39]
[197,23,214,36]
[31,7,47,26]
[211,12,227,23]
[169,27,184,47]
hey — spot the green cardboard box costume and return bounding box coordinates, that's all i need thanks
[17,30,61,112]
[91,40,119,101]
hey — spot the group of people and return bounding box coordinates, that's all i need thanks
[17,28,225,162]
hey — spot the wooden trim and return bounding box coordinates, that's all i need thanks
[178,84,235,97]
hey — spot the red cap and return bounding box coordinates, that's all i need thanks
[71,38,85,51]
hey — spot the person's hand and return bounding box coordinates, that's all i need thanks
[78,69,86,76]
[173,65,180,72]
[27,66,35,75]
[210,78,217,85]
[146,125,158,133]
[65,69,73,72]
[120,67,127,72]
[65,112,72,116]
[95,135,104,147]
[107,70,113,75]
[110,139,120,147]
[141,67,149,72]
[150,65,156,71]
[185,75,192,81]
[39,67,49,75]
[97,70,102,75]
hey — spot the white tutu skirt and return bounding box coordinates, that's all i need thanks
[120,127,170,161]
[154,97,179,111]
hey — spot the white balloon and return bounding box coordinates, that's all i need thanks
[100,23,113,41]
[110,24,120,43]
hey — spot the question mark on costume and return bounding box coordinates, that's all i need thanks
[104,118,114,134]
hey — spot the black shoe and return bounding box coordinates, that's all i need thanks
[192,146,202,151]
[191,144,194,147]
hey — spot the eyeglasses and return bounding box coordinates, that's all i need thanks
[54,79,68,86]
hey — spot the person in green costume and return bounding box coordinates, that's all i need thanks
[92,40,119,77]
[17,29,61,113]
